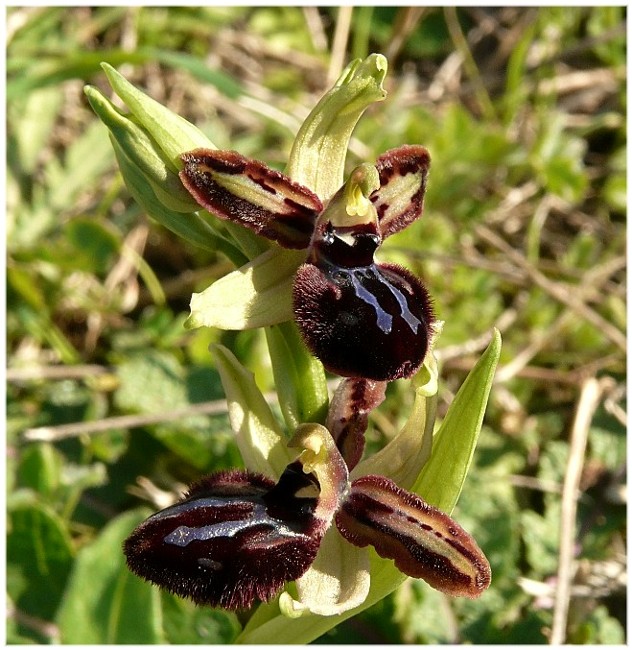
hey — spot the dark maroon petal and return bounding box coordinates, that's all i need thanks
[335,475,491,599]
[180,149,322,249]
[124,466,325,610]
[371,145,430,239]
[293,261,433,381]
[326,378,387,470]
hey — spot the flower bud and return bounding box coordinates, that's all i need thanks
[85,85,199,213]
[100,63,216,168]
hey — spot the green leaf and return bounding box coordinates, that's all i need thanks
[114,350,222,470]
[392,581,455,644]
[571,604,625,644]
[17,443,63,499]
[161,591,241,644]
[7,498,74,623]
[65,217,120,274]
[152,50,244,100]
[10,85,63,174]
[56,509,164,644]
[44,119,114,212]
[413,328,502,512]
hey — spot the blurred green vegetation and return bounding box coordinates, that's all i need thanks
[7,6,626,644]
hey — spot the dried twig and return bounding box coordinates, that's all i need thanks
[22,399,231,442]
[550,377,604,644]
[476,225,626,351]
[328,6,353,85]
[7,364,109,382]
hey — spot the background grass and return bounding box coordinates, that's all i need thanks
[6,6,626,644]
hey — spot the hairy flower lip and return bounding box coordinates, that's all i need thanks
[123,468,324,611]
[293,260,434,381]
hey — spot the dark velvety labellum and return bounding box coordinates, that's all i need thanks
[335,475,491,598]
[293,261,433,381]
[124,468,324,610]
[180,149,322,249]
[371,145,430,239]
[326,378,387,470]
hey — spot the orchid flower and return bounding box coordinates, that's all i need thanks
[179,145,433,381]
[124,342,492,617]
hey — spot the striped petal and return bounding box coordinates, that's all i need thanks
[370,145,430,239]
[326,377,387,470]
[180,149,322,249]
[335,475,491,598]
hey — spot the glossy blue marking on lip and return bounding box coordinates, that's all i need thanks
[348,268,393,334]
[376,271,422,334]
[162,501,310,547]
[148,495,238,521]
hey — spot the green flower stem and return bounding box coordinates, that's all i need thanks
[236,329,502,645]
[265,321,329,431]
[286,54,387,199]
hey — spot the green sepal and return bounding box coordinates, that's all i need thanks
[84,85,199,213]
[292,531,370,616]
[212,344,293,478]
[186,248,305,330]
[101,62,216,169]
[286,54,387,199]
[265,321,329,431]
